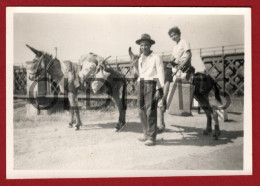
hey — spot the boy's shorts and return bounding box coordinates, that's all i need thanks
[165,68,173,82]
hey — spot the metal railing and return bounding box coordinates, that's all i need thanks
[13,44,245,98]
[108,44,244,64]
[15,44,244,66]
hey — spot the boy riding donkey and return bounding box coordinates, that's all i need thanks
[157,26,195,133]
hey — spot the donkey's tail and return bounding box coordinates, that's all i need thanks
[121,79,127,110]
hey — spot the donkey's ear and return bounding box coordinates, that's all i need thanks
[128,47,135,60]
[26,44,43,57]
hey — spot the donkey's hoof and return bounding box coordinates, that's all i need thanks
[213,131,221,140]
[115,123,126,132]
[203,130,211,135]
[213,134,219,140]
[157,126,165,134]
[75,125,80,130]
[70,119,76,124]
[69,124,73,128]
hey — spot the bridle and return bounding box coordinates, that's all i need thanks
[129,54,140,78]
[32,53,54,80]
[29,54,55,110]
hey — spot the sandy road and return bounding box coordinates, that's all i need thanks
[13,106,243,171]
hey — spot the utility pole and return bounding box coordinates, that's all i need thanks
[55,47,57,58]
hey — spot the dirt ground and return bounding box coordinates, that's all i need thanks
[13,100,244,171]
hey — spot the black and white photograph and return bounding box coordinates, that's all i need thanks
[6,7,252,178]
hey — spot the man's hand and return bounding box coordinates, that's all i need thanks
[155,88,164,101]
[176,63,184,71]
[158,96,167,112]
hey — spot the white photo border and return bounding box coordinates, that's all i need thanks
[6,7,252,179]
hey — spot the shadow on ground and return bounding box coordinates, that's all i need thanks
[75,122,243,147]
[77,122,143,133]
[156,125,243,147]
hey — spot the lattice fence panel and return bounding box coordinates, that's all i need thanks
[115,65,138,97]
[48,75,61,95]
[202,55,225,91]
[14,52,244,98]
[224,53,244,97]
[202,53,244,97]
[13,66,27,95]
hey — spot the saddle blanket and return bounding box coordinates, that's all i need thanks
[167,82,195,116]
[60,60,81,88]
[60,53,110,93]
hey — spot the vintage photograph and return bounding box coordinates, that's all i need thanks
[6,7,252,178]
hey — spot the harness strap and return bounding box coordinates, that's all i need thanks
[35,55,44,74]
[46,58,54,71]
[35,54,55,79]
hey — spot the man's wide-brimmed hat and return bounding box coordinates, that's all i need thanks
[136,33,155,45]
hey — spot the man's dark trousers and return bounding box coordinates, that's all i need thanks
[138,80,158,141]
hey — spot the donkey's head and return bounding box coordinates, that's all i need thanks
[25,44,52,81]
[128,47,140,78]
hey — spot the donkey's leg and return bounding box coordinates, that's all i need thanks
[112,92,126,132]
[68,110,75,128]
[74,92,82,130]
[68,91,76,128]
[68,91,82,130]
[203,109,213,135]
[194,94,213,135]
[157,108,165,133]
[212,110,221,140]
[68,92,76,128]
[157,81,170,133]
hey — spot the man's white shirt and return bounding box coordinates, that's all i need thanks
[137,52,165,89]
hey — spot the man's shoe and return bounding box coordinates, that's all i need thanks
[138,137,147,142]
[144,139,156,146]
[138,135,148,142]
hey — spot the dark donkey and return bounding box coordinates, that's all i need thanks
[25,45,127,131]
[129,47,228,140]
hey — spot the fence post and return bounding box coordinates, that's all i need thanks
[46,74,50,95]
[13,68,16,95]
[26,69,39,117]
[222,46,225,95]
[162,52,164,61]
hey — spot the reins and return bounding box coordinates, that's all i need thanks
[93,56,111,76]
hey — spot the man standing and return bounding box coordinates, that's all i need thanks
[136,33,165,146]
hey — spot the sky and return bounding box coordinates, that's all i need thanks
[11,7,246,65]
